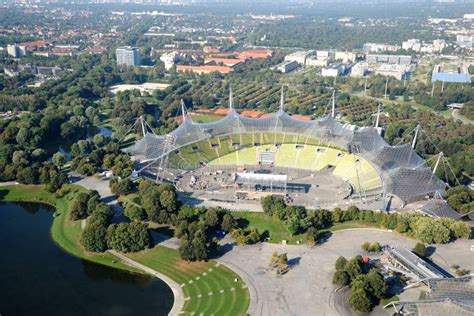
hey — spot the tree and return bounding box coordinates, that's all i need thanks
[221,213,236,232]
[366,269,387,300]
[179,235,194,262]
[449,221,471,239]
[349,288,372,312]
[191,230,210,261]
[332,270,350,287]
[335,256,348,271]
[345,257,363,281]
[110,178,134,195]
[124,204,147,221]
[261,195,286,216]
[204,208,220,228]
[412,217,451,244]
[412,242,427,258]
[159,189,176,212]
[53,151,66,169]
[69,192,90,220]
[81,222,108,252]
[306,226,319,243]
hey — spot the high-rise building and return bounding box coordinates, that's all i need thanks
[7,44,26,58]
[116,46,141,66]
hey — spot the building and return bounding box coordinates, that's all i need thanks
[456,35,474,49]
[388,248,447,281]
[276,60,299,73]
[176,65,234,74]
[363,43,401,53]
[284,51,313,66]
[159,51,185,70]
[374,64,411,80]
[306,56,329,67]
[334,51,356,63]
[321,63,350,77]
[431,64,471,83]
[6,44,26,58]
[116,46,141,66]
[367,54,412,65]
[389,276,474,316]
[204,57,243,67]
[402,39,421,52]
[351,62,368,77]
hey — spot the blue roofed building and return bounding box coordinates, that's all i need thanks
[431,64,471,83]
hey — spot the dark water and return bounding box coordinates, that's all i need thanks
[0,202,173,316]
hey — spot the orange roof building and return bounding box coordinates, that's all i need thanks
[204,57,244,67]
[237,49,273,59]
[176,65,234,74]
[213,108,231,115]
[240,110,263,118]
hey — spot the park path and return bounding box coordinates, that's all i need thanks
[108,250,184,316]
[70,173,185,316]
[452,109,474,125]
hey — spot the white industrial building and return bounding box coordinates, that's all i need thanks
[374,64,411,80]
[367,54,412,65]
[116,46,141,66]
[456,35,474,49]
[351,62,368,77]
[276,60,299,73]
[159,51,185,70]
[284,50,314,66]
[321,63,350,77]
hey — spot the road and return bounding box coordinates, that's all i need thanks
[108,250,184,316]
[216,229,474,316]
[452,109,474,125]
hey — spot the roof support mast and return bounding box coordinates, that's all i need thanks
[180,99,187,122]
[433,152,444,175]
[229,86,234,111]
[375,104,381,128]
[331,90,336,118]
[140,115,146,137]
[412,124,420,149]
[279,86,285,112]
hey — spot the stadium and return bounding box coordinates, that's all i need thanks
[127,89,446,211]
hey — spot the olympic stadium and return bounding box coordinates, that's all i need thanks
[127,90,446,211]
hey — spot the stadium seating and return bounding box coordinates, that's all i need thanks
[332,154,383,193]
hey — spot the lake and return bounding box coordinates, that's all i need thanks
[0,202,174,316]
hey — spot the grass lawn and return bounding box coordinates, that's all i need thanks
[0,184,139,273]
[234,211,307,244]
[190,116,222,123]
[128,246,250,316]
[234,211,383,245]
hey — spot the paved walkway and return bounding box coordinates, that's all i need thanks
[108,250,184,316]
[452,109,474,125]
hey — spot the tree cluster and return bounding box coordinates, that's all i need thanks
[261,196,471,244]
[333,255,388,312]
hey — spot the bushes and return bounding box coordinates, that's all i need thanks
[361,241,381,253]
[412,242,427,258]
[231,228,262,245]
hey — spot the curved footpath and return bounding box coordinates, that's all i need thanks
[71,174,186,316]
[108,250,184,316]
